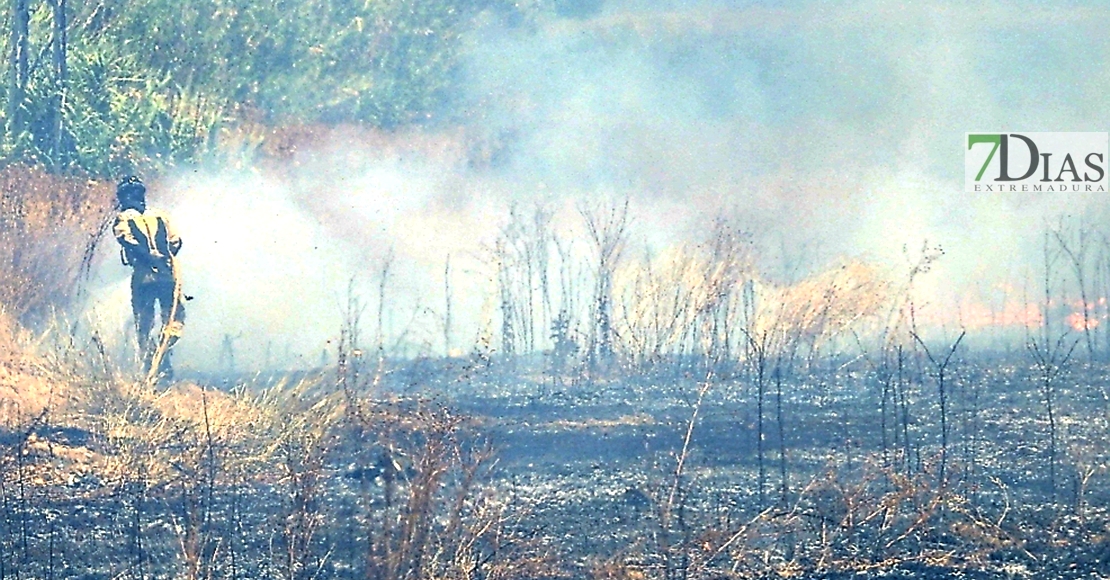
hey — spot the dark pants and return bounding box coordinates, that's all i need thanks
[132,276,185,376]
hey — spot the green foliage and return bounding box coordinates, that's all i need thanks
[0,0,533,176]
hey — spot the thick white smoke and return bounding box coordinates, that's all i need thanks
[84,0,1110,371]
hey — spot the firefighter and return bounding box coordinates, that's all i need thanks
[113,176,185,381]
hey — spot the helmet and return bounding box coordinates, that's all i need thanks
[116,175,146,211]
[116,175,146,195]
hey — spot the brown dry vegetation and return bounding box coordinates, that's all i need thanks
[0,163,1107,579]
[0,155,547,579]
[0,364,555,579]
[0,166,113,427]
[0,165,114,328]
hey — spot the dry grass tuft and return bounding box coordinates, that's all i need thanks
[0,164,114,328]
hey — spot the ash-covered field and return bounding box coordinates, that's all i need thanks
[433,359,1110,575]
[1,355,1108,580]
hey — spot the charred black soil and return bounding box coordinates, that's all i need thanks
[2,356,1108,579]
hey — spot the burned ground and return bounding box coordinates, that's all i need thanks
[0,353,1107,580]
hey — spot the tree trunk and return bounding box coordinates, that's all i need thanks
[7,0,30,140]
[50,0,69,165]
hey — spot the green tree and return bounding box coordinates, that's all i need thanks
[2,0,528,175]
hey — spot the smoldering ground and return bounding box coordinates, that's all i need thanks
[83,0,1110,371]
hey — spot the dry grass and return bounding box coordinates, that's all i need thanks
[592,450,1109,580]
[0,313,99,425]
[0,360,62,425]
[0,165,113,428]
[0,359,553,579]
[0,164,114,327]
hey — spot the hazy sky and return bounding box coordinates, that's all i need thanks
[85,0,1110,370]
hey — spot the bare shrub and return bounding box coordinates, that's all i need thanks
[342,391,553,580]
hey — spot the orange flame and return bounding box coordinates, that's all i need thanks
[1066,312,1099,332]
[951,298,1043,330]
